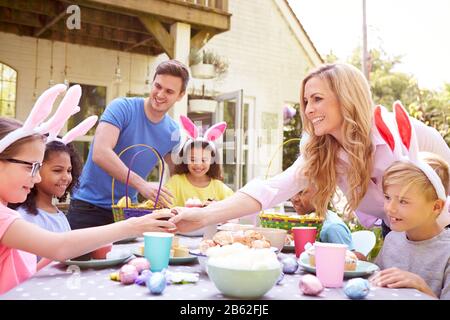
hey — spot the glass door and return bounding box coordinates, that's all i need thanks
[215,90,243,191]
[188,90,253,191]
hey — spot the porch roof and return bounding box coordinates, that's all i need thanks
[0,0,231,57]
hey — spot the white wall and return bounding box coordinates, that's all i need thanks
[0,31,167,126]
[202,0,318,177]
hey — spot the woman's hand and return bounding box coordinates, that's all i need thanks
[127,210,177,235]
[169,207,208,232]
[370,267,437,298]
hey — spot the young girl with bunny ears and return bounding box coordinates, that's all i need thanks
[8,92,92,233]
[165,115,234,208]
[369,103,450,299]
[0,84,176,294]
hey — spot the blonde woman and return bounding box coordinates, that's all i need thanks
[170,63,450,236]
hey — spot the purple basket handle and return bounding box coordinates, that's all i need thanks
[124,147,165,210]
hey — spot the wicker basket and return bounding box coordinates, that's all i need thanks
[259,212,323,234]
[111,144,164,222]
[258,138,323,233]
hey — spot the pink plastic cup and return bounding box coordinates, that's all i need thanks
[292,227,317,258]
[314,242,348,288]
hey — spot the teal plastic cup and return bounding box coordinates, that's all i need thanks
[143,232,174,272]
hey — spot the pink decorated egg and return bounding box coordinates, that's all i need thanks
[128,258,150,274]
[119,264,138,285]
[299,274,324,296]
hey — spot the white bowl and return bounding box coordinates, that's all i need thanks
[206,262,281,298]
[189,247,279,273]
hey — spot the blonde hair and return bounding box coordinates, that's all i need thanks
[382,152,450,202]
[298,63,375,218]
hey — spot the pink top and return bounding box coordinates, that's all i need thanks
[0,204,36,295]
[240,117,450,228]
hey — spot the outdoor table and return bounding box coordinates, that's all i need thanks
[1,236,434,300]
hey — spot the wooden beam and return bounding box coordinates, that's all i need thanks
[47,29,164,56]
[0,0,152,36]
[0,8,42,28]
[0,21,34,37]
[216,0,228,12]
[139,15,174,58]
[0,20,162,56]
[190,29,218,51]
[125,37,152,52]
[0,0,60,16]
[74,0,231,31]
[34,10,66,37]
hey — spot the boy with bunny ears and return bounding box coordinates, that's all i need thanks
[67,60,189,230]
[370,103,450,299]
[165,115,233,207]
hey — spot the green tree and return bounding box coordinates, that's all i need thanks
[349,47,420,107]
[348,47,449,147]
[283,47,449,171]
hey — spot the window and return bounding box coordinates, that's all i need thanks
[0,63,17,118]
[68,83,107,162]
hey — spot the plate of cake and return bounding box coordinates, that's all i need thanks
[298,250,380,278]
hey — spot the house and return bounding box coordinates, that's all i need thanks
[0,0,322,191]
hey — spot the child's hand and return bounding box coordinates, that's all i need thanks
[369,267,435,297]
[129,210,177,235]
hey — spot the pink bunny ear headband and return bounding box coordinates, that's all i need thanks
[0,84,98,153]
[179,115,227,156]
[374,101,450,214]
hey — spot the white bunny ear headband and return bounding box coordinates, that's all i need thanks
[179,115,227,156]
[374,100,450,214]
[0,84,98,154]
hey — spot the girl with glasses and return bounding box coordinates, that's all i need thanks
[0,117,177,294]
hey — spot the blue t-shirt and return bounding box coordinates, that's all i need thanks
[72,97,181,209]
[17,206,71,233]
[319,210,354,250]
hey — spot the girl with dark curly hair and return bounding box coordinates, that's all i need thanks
[12,141,82,233]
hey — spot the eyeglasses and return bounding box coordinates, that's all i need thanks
[4,158,43,177]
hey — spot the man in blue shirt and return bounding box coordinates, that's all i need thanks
[67,60,189,229]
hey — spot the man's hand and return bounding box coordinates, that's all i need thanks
[137,182,174,207]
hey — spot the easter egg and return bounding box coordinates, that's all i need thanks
[135,270,152,286]
[119,264,138,285]
[128,258,150,274]
[147,272,166,294]
[299,274,324,296]
[117,196,132,207]
[344,278,370,299]
[281,257,298,274]
[276,272,285,285]
[109,272,120,282]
